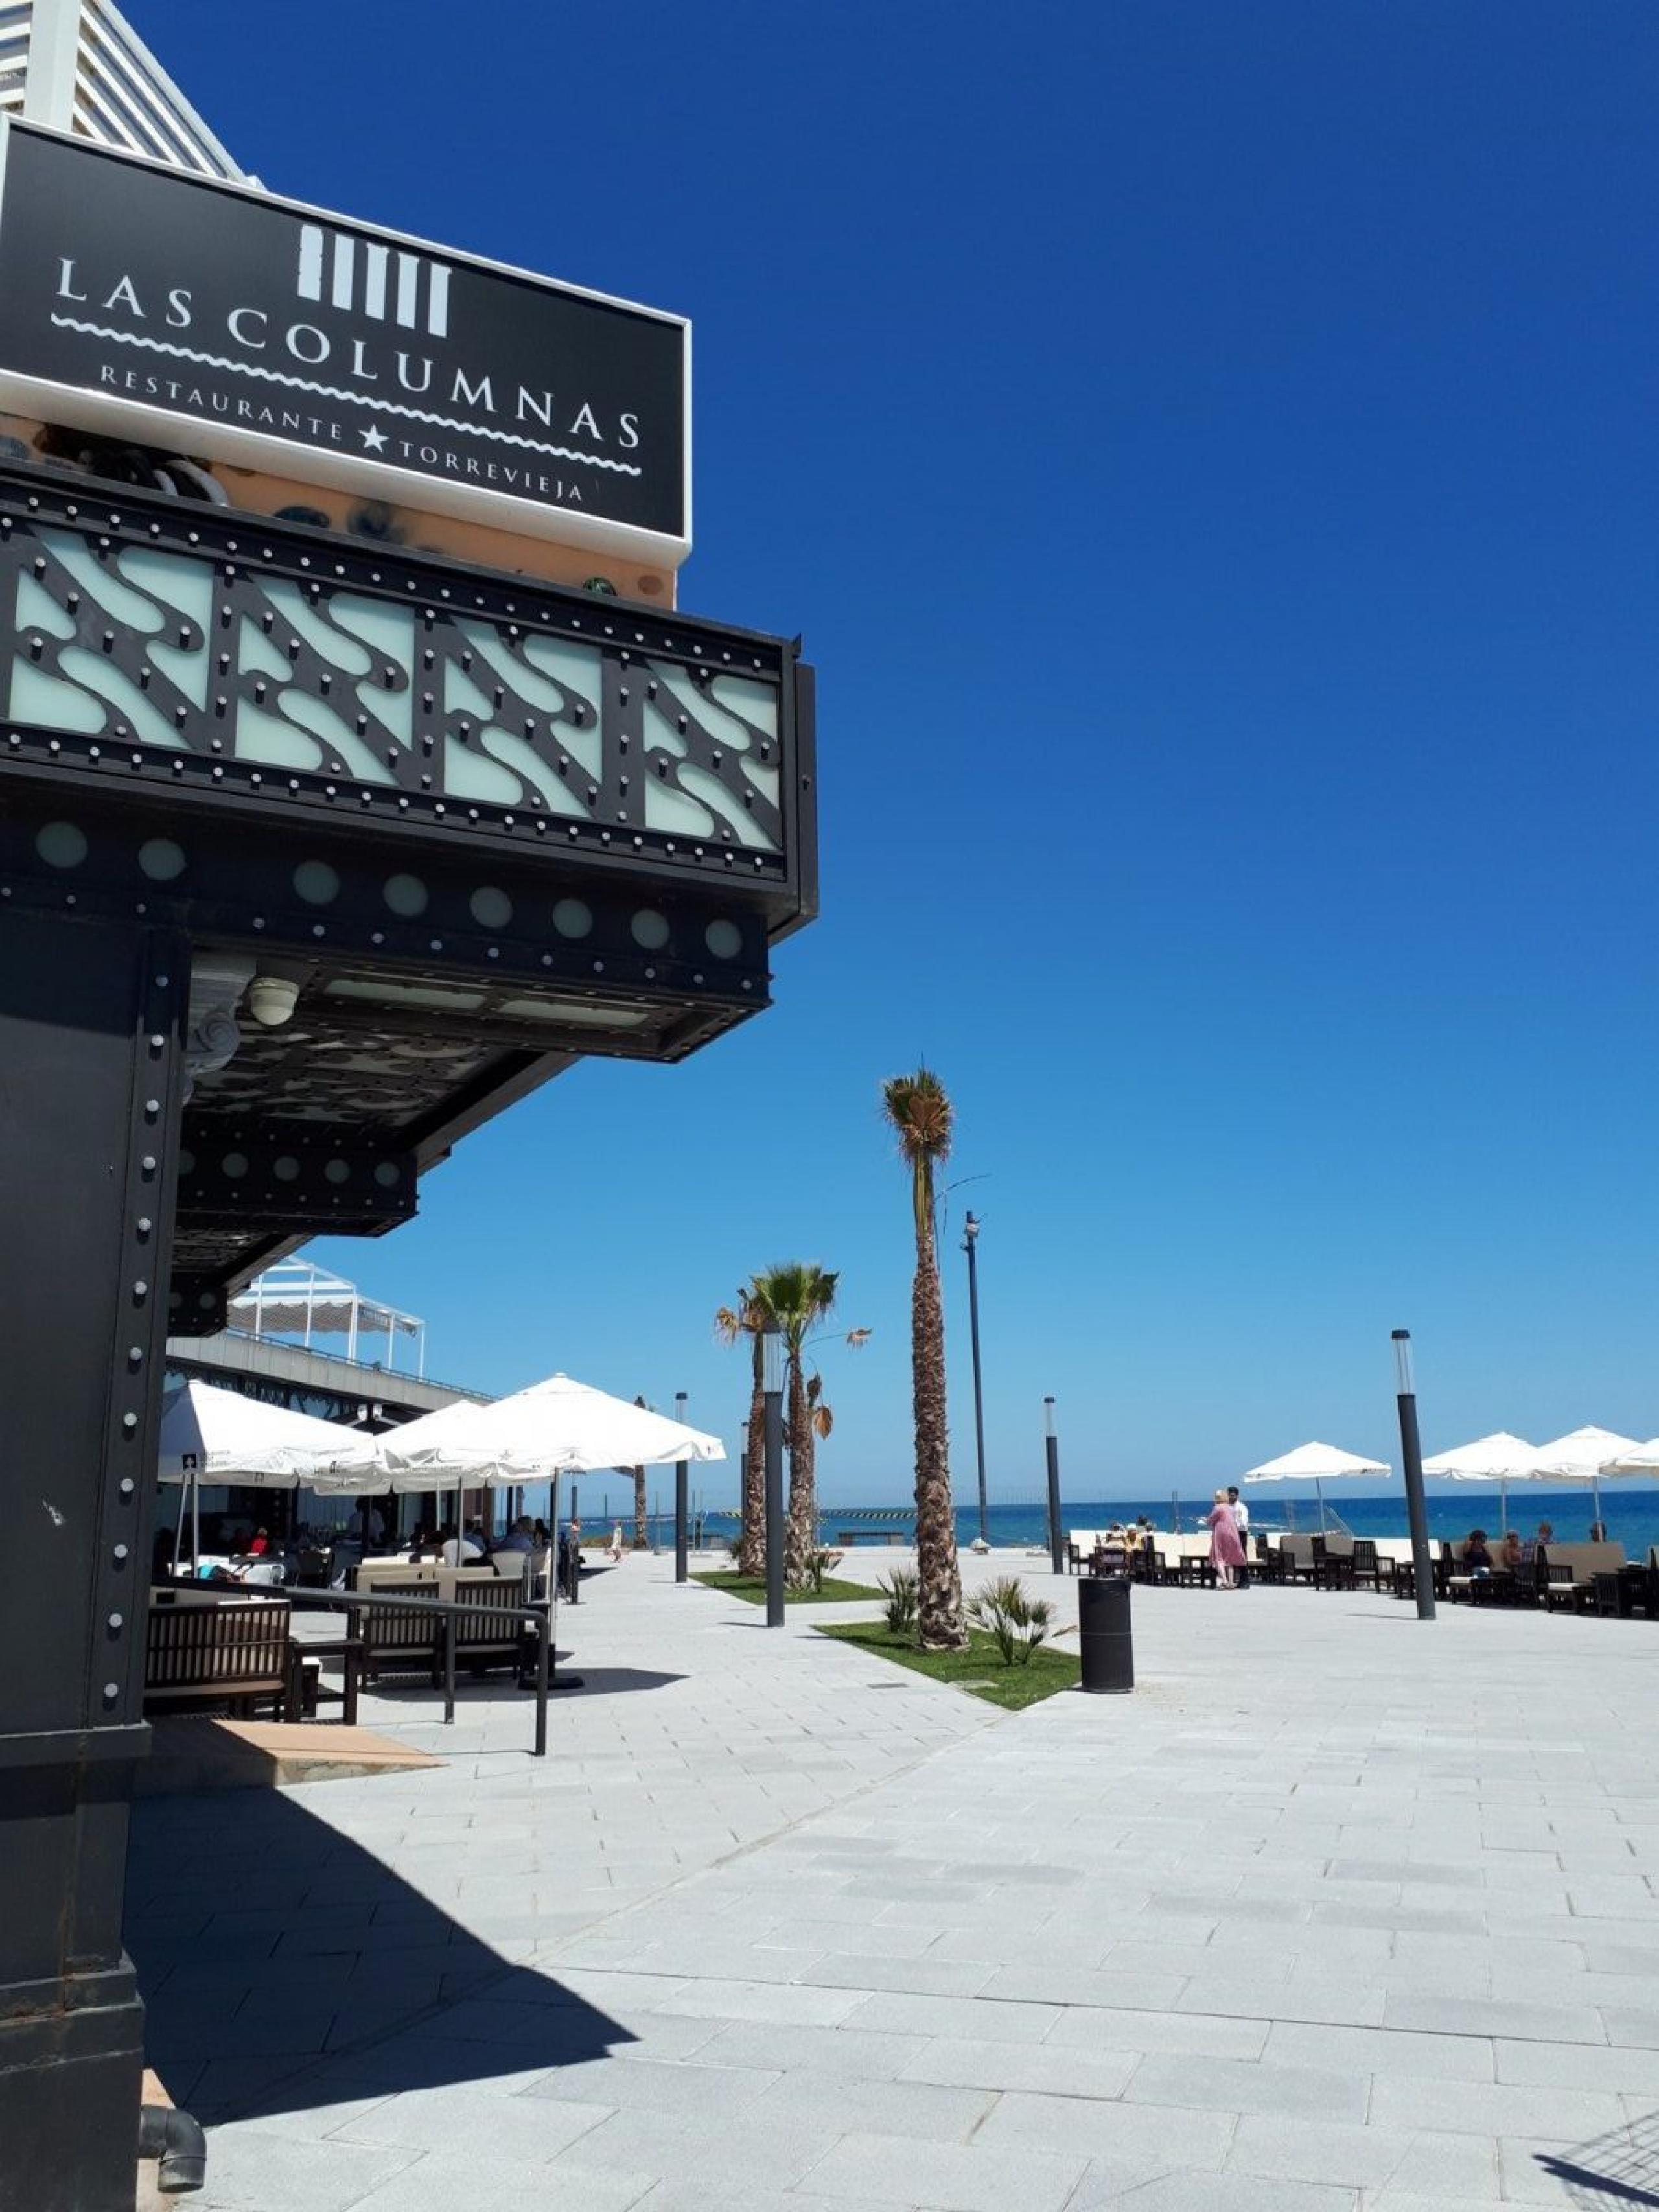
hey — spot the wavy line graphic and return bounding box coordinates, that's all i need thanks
[49,316,645,476]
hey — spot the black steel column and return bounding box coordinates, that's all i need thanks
[763,1327,785,1627]
[964,1213,989,1546]
[673,1390,688,1585]
[1045,1395,1063,1576]
[1392,1330,1436,1620]
[0,910,189,2212]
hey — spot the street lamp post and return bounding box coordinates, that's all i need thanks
[762,1323,785,1627]
[1392,1329,1436,1621]
[963,1213,990,1546]
[1045,1396,1064,1576]
[673,1391,689,1584]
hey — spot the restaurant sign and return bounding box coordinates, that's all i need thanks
[0,121,690,564]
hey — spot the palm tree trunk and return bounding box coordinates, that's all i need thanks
[737,1369,766,1576]
[632,1463,647,1550]
[784,1351,816,1588]
[912,1228,966,1649]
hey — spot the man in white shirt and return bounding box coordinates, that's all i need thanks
[439,1522,485,1566]
[1229,1486,1251,1590]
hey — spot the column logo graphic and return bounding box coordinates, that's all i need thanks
[296,223,452,340]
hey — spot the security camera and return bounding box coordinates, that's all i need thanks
[246,975,301,1027]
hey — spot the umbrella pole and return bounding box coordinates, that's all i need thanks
[1592,1474,1603,1530]
[171,1480,187,1577]
[192,1472,200,1574]
[1317,1478,1327,1534]
[1501,1476,1509,1537]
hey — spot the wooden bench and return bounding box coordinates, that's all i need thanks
[358,1571,533,1686]
[145,1596,299,1721]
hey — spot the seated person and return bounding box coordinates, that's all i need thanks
[429,1520,485,1566]
[1461,1528,1493,1576]
[1089,1524,1131,1574]
[1588,1521,1608,1543]
[245,1527,270,1558]
[1496,1530,1524,1574]
[1518,1519,1554,1567]
[493,1516,535,1555]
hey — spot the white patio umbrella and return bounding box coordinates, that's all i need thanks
[315,1372,725,1574]
[1599,1439,1659,1533]
[1527,1426,1643,1528]
[322,1372,725,1488]
[1242,1440,1390,1533]
[158,1379,380,1572]
[1419,1432,1538,1536]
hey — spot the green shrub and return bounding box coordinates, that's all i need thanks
[878,1566,919,1636]
[966,1576,1055,1666]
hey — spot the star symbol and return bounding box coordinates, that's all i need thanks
[360,425,387,452]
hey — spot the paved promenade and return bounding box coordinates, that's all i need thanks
[128,1552,1659,2210]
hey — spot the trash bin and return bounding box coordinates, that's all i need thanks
[1078,1574,1133,1694]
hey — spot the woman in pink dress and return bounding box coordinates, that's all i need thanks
[1206,1487,1246,1589]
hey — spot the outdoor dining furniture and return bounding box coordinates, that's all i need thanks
[1590,1564,1651,1619]
[1311,1537,1358,1591]
[144,1596,301,1721]
[1537,1541,1627,1612]
[292,1631,364,1723]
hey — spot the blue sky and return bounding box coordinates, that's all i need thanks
[145,1,1657,1504]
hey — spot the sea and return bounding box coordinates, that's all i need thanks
[678,1489,1659,1555]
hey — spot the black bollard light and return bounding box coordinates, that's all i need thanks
[763,1323,785,1626]
[1392,1330,1436,1620]
[673,1390,689,1584]
[1045,1396,1063,1576]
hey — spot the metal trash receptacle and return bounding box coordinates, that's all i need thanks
[1078,1574,1133,1694]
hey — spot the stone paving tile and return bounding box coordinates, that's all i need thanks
[840,1989,1062,2042]
[1045,2003,1270,2061]
[1367,2074,1630,2141]
[798,2130,1087,2211]
[1494,2036,1659,2092]
[1380,1992,1607,2044]
[1262,2020,1495,2082]
[329,2083,614,2156]
[894,2034,1141,2099]
[1126,2052,1371,2122]
[1071,2176,1360,2212]
[553,2106,844,2195]
[973,2085,1235,2167]
[179,2129,419,2211]
[346,2148,658,2212]
[1225,2114,1430,2191]
[691,2020,931,2082]
[520,2052,779,2115]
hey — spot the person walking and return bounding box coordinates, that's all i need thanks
[1206,1487,1246,1590]
[1227,1485,1251,1590]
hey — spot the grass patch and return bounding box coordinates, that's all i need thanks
[692,1570,883,1606]
[815,1622,1081,1710]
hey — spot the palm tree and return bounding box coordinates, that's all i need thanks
[631,1394,649,1550]
[750,1263,844,1587]
[881,1068,967,1649]
[715,1283,769,1576]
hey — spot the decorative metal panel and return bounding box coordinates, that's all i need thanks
[0,467,808,913]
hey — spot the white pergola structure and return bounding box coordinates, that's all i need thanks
[228,1261,427,1376]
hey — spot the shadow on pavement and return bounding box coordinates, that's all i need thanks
[126,1776,633,2126]
[1538,2111,1659,2207]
